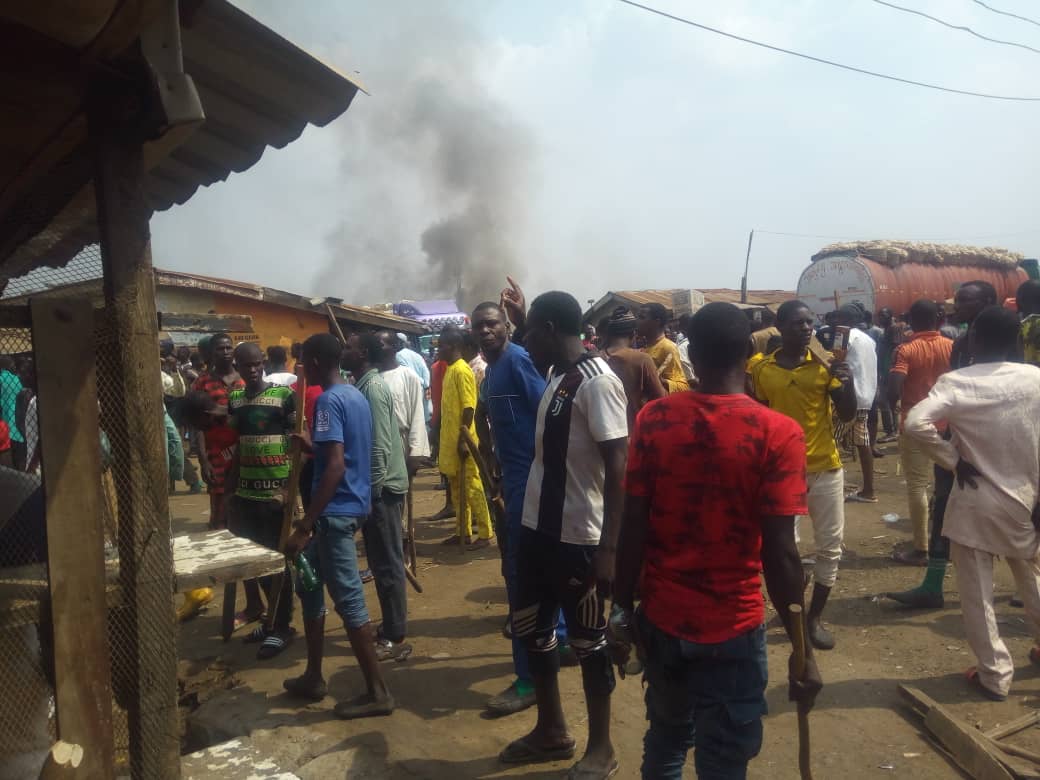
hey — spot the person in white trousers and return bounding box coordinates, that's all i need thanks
[904,305,1040,701]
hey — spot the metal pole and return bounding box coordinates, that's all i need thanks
[741,229,754,304]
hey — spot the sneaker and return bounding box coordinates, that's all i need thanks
[189,481,204,495]
[375,638,413,663]
[360,568,374,583]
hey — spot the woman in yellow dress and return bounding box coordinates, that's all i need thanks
[637,303,689,394]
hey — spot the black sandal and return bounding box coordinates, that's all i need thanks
[257,628,296,660]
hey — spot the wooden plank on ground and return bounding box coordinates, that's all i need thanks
[32,297,114,778]
[987,712,1040,741]
[173,531,285,593]
[900,686,1014,780]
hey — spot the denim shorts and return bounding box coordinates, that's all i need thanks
[298,514,369,629]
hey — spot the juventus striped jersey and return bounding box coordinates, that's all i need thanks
[521,353,628,545]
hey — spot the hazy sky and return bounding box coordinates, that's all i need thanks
[150,0,1039,309]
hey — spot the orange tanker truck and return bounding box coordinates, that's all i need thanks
[796,240,1038,320]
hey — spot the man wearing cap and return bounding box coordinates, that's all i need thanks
[600,306,667,429]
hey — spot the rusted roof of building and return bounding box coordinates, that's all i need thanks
[584,288,794,322]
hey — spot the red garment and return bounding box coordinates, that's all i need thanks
[192,372,245,493]
[430,360,447,426]
[625,393,808,644]
[291,381,324,432]
[0,420,10,452]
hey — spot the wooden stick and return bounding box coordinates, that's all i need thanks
[789,604,813,780]
[325,303,348,344]
[407,476,418,576]
[457,452,467,546]
[985,711,1040,741]
[265,375,308,632]
[460,426,505,528]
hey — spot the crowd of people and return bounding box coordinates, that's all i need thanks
[6,273,1040,778]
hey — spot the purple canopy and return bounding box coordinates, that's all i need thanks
[394,299,460,318]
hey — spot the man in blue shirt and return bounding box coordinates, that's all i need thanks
[395,334,432,422]
[473,301,571,717]
[283,333,393,719]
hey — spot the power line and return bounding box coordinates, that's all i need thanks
[757,228,1040,242]
[872,0,1040,55]
[616,0,1040,101]
[970,0,1040,29]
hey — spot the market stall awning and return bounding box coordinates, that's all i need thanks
[0,0,364,286]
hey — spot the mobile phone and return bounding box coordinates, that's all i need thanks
[832,326,851,361]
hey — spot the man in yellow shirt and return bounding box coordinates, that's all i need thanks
[750,300,856,651]
[437,328,494,548]
[637,303,689,394]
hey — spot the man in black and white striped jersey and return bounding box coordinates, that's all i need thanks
[499,290,629,780]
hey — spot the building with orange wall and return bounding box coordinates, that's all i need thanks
[155,268,426,350]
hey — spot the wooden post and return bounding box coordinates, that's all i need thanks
[32,299,115,779]
[90,76,181,778]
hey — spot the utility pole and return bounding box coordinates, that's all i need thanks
[740,229,754,304]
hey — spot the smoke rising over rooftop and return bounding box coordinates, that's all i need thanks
[317,8,534,313]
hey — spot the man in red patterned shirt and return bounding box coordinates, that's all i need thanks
[191,333,245,530]
[614,302,822,779]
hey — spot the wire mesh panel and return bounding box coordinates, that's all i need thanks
[0,322,54,780]
[0,244,177,777]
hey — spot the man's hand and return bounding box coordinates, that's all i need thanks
[501,276,526,329]
[591,546,616,595]
[788,653,823,710]
[284,525,313,559]
[199,459,214,485]
[291,428,313,455]
[956,458,982,490]
[829,360,852,384]
[457,437,469,460]
[406,455,424,477]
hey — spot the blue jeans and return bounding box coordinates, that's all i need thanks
[298,515,369,629]
[639,615,768,780]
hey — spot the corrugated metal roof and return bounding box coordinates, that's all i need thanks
[584,288,795,323]
[156,268,428,334]
[0,0,362,282]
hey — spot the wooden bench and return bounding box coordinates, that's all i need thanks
[0,530,285,630]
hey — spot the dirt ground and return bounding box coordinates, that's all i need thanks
[173,439,1040,779]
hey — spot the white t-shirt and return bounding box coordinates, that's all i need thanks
[847,327,878,410]
[380,366,431,459]
[522,354,628,545]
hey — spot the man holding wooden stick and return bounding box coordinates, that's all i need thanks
[613,303,822,779]
[341,332,412,662]
[283,333,393,718]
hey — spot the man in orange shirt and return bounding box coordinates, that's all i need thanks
[887,300,952,567]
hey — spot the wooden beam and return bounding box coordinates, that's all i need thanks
[899,686,1015,780]
[31,297,114,779]
[986,711,1040,741]
[90,74,181,780]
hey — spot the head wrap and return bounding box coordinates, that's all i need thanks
[606,306,637,336]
